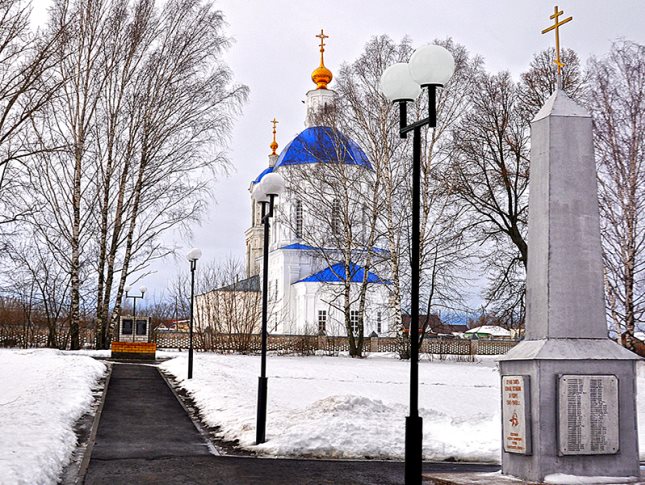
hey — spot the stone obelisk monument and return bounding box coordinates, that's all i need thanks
[498,85,641,483]
[499,8,640,482]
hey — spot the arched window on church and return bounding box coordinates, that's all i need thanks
[331,198,341,235]
[295,199,303,239]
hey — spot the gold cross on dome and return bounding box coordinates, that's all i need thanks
[541,5,573,76]
[269,117,279,155]
[316,29,329,53]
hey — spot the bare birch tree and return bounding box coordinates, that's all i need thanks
[412,39,481,335]
[280,131,385,357]
[3,237,71,347]
[333,35,411,342]
[0,0,64,254]
[330,37,478,358]
[99,0,247,347]
[20,0,247,349]
[587,40,645,348]
[447,48,584,326]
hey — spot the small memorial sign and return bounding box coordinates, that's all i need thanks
[502,375,531,455]
[558,375,619,455]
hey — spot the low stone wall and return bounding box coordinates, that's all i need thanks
[153,331,518,356]
[111,341,157,360]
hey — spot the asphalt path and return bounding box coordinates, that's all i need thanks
[83,363,499,485]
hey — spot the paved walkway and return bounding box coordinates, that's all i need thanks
[83,363,499,485]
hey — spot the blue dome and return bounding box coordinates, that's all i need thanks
[274,126,371,169]
[295,262,388,284]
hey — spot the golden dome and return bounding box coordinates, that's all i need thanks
[312,29,333,90]
[312,65,333,90]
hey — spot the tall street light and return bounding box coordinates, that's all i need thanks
[380,44,455,485]
[187,247,202,379]
[251,171,285,444]
[124,284,147,342]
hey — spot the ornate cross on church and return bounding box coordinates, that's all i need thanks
[270,117,279,155]
[541,5,573,77]
[316,29,329,53]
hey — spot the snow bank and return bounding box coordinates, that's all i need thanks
[68,348,183,359]
[544,473,641,484]
[160,353,501,461]
[0,349,106,485]
[161,354,645,463]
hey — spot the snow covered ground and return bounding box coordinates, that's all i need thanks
[161,353,645,463]
[0,349,106,485]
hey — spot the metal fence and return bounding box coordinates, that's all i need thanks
[154,331,518,356]
[0,327,518,356]
[0,327,93,349]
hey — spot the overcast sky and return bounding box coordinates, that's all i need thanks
[30,0,645,304]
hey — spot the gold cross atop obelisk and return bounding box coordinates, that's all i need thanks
[269,117,279,155]
[541,5,573,77]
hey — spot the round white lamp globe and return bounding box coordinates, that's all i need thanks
[379,63,421,102]
[409,44,455,87]
[251,182,269,202]
[139,286,147,295]
[262,172,285,196]
[187,247,202,261]
[124,284,132,293]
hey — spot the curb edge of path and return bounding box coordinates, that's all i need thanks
[75,362,113,484]
[157,367,222,456]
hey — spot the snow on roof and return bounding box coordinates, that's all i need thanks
[295,262,388,284]
[464,325,511,337]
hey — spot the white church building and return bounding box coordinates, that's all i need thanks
[244,32,392,337]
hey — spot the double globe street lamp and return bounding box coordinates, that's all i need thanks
[251,171,286,444]
[380,44,455,485]
[187,247,202,379]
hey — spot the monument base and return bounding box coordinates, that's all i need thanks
[110,341,157,360]
[499,339,640,484]
[423,470,644,484]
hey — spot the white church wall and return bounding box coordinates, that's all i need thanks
[290,282,392,337]
[261,241,393,336]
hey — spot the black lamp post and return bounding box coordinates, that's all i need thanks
[124,284,147,342]
[380,44,455,485]
[186,247,202,379]
[251,171,285,444]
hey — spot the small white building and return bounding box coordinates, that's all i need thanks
[244,33,392,337]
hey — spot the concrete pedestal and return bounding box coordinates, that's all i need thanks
[500,340,640,482]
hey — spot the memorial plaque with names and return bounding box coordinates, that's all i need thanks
[558,375,619,455]
[502,375,531,455]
